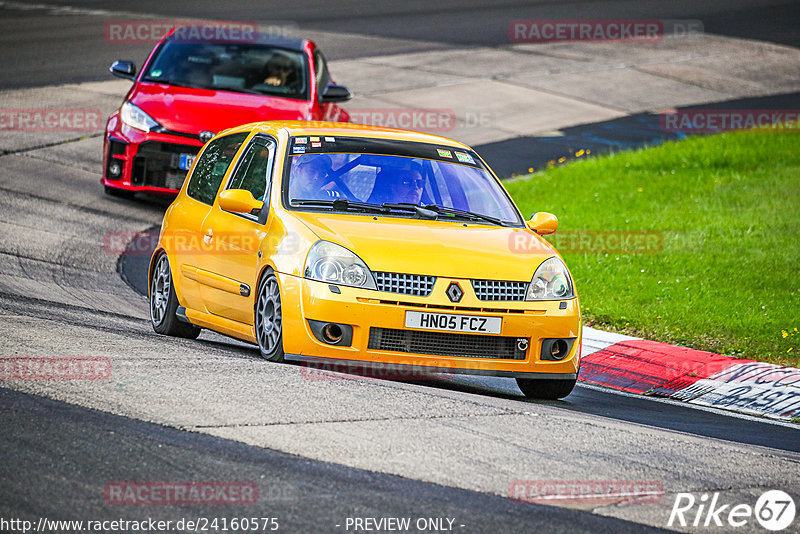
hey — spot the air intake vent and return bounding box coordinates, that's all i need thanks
[374,272,435,297]
[471,279,528,301]
[368,327,524,360]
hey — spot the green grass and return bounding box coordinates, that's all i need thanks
[504,130,800,367]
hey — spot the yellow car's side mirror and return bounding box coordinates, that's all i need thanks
[527,212,558,235]
[218,189,264,214]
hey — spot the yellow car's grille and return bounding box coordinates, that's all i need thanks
[374,272,436,297]
[368,327,525,360]
[471,279,528,301]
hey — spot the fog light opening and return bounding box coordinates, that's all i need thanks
[108,161,122,178]
[550,339,569,360]
[322,323,343,344]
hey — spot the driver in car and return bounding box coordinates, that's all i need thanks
[263,53,298,88]
[387,162,424,205]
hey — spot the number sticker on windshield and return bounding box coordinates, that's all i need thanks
[455,152,475,164]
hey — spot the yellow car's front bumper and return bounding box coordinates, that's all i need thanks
[278,273,581,379]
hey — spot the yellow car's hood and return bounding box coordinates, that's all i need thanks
[291,211,556,281]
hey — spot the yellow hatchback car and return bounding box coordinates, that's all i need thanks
[149,121,581,399]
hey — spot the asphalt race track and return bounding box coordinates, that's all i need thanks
[2,0,800,89]
[1,1,799,533]
[1,387,677,533]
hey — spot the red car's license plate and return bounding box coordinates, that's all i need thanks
[179,153,195,170]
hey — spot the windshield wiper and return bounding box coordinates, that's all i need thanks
[142,77,209,90]
[143,78,268,95]
[218,87,269,95]
[422,204,508,226]
[292,199,390,214]
[381,203,439,220]
[293,199,440,220]
[291,199,497,224]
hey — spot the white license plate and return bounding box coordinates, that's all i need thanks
[405,311,501,334]
[179,153,195,170]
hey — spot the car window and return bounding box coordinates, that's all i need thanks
[286,151,521,225]
[142,42,308,100]
[227,138,275,204]
[186,132,248,205]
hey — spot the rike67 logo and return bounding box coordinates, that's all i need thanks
[668,490,795,531]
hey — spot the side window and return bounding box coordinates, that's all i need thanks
[314,50,330,99]
[186,132,248,205]
[227,138,274,204]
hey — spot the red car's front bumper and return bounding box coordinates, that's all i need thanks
[102,113,204,196]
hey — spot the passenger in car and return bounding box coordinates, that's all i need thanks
[289,155,341,201]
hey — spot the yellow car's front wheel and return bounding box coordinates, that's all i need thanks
[255,269,285,362]
[516,377,576,400]
[150,253,200,339]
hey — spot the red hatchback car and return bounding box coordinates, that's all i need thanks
[102,27,351,198]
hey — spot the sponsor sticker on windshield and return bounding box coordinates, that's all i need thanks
[324,136,335,142]
[311,142,322,148]
[437,149,453,158]
[294,137,307,144]
[455,152,475,164]
[292,146,306,154]
[310,136,320,142]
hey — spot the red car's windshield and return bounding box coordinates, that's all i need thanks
[142,41,308,99]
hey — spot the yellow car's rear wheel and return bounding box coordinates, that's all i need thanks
[255,269,285,362]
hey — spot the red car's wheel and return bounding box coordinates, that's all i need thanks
[104,185,135,200]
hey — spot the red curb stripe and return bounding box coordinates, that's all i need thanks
[645,376,703,398]
[579,339,752,394]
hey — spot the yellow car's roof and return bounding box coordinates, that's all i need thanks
[224,120,473,150]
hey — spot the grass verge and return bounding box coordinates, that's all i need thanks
[505,130,800,367]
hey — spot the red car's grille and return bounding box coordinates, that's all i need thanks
[131,141,200,190]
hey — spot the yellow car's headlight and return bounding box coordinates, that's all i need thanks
[526,257,574,301]
[304,241,377,290]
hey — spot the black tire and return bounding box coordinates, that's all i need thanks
[254,269,285,362]
[104,185,135,199]
[150,253,201,339]
[516,377,576,400]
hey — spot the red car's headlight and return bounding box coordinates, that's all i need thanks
[120,101,161,132]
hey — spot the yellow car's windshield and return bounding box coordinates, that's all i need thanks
[284,137,523,226]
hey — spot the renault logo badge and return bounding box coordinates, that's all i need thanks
[446,282,464,303]
[199,130,215,143]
